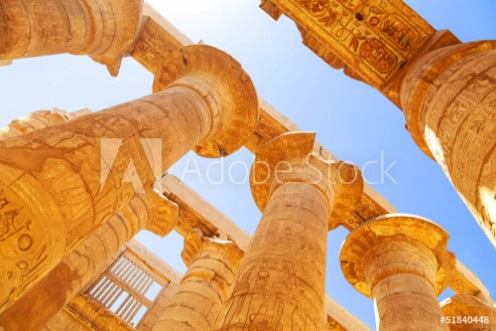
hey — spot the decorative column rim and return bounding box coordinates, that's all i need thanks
[400,40,496,159]
[153,44,260,158]
[250,131,363,230]
[340,213,456,297]
[141,189,179,238]
[181,228,244,267]
[250,131,316,215]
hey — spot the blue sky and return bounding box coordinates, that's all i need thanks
[0,0,495,329]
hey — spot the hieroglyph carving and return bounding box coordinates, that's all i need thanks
[267,0,434,86]
[0,197,61,311]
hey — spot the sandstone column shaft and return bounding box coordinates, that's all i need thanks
[366,240,445,330]
[153,230,243,331]
[340,215,455,331]
[214,132,363,331]
[0,45,259,313]
[66,294,135,331]
[0,0,143,75]
[401,41,496,248]
[138,282,180,331]
[0,86,208,312]
[217,183,329,330]
[0,190,177,330]
[0,109,83,140]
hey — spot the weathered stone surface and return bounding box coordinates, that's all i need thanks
[259,0,446,105]
[258,0,496,251]
[43,304,97,331]
[0,3,494,331]
[0,44,258,313]
[153,45,259,158]
[42,241,183,331]
[0,190,177,331]
[441,294,496,331]
[0,0,144,75]
[138,282,180,331]
[153,229,244,331]
[131,5,398,229]
[68,294,135,331]
[214,132,363,331]
[340,214,456,331]
[401,40,496,249]
[0,109,75,139]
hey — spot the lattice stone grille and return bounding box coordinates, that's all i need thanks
[86,252,166,327]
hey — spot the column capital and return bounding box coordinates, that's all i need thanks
[153,44,260,158]
[399,40,496,249]
[140,189,179,238]
[155,229,244,331]
[85,0,144,76]
[250,131,363,230]
[441,294,496,330]
[0,0,143,76]
[0,109,73,140]
[400,40,496,159]
[340,214,455,298]
[181,229,244,268]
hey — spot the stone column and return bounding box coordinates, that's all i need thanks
[41,302,102,331]
[64,294,135,331]
[441,294,496,330]
[400,41,496,248]
[0,189,178,330]
[153,229,244,331]
[0,0,144,75]
[340,214,456,331]
[0,109,81,140]
[214,132,363,331]
[0,45,259,312]
[138,282,180,331]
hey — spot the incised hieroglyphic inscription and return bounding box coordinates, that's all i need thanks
[264,0,435,87]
